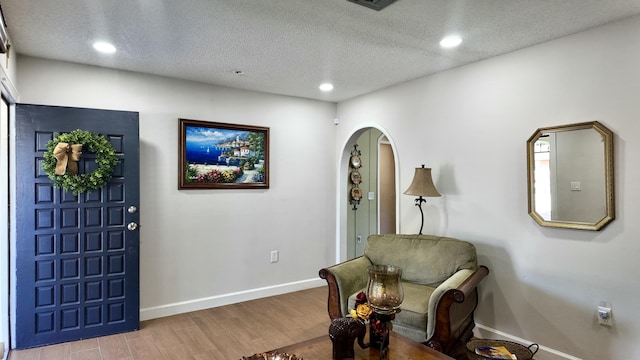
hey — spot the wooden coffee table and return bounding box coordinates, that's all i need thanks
[271,331,455,360]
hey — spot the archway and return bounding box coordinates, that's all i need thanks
[335,125,400,263]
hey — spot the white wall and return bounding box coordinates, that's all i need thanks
[336,15,640,360]
[14,56,337,319]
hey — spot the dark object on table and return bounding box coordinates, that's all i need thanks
[466,339,539,360]
[369,312,393,358]
[328,317,369,360]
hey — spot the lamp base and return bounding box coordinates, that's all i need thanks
[414,196,426,235]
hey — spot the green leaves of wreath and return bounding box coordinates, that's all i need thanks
[42,129,119,195]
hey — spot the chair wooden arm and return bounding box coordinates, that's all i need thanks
[457,265,490,296]
[427,265,489,355]
[319,256,372,320]
[318,268,342,320]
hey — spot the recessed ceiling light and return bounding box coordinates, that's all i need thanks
[439,35,463,49]
[319,83,334,92]
[93,41,116,54]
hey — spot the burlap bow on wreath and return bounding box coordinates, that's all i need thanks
[53,142,83,175]
[42,129,119,195]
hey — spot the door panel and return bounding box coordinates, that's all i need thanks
[15,104,139,349]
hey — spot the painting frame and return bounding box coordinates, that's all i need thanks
[179,118,269,189]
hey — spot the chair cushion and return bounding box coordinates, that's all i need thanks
[364,234,477,286]
[346,282,435,331]
[393,282,434,329]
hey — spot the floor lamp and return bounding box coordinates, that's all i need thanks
[403,165,441,235]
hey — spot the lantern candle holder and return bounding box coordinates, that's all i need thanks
[366,265,404,359]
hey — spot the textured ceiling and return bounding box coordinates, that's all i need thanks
[3,0,640,102]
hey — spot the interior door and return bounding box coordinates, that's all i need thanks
[14,104,140,349]
[378,139,396,234]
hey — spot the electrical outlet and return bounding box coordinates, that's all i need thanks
[270,250,279,263]
[598,304,613,326]
[356,235,362,243]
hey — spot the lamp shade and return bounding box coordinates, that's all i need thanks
[403,166,441,197]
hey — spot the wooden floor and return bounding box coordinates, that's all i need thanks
[9,286,331,360]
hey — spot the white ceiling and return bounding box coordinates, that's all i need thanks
[3,0,640,103]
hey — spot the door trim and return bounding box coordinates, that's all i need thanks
[1,96,11,356]
[1,54,18,356]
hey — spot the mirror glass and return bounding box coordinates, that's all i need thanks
[527,121,614,230]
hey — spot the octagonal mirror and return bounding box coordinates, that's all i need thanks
[527,121,614,231]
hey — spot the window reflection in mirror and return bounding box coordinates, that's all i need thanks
[527,122,614,231]
[532,136,551,220]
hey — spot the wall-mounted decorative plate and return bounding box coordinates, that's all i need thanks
[350,170,361,184]
[350,154,361,168]
[351,187,362,201]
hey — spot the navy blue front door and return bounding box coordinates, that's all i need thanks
[14,104,140,349]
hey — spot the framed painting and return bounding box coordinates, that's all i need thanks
[179,119,269,189]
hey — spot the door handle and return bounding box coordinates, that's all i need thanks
[127,222,138,231]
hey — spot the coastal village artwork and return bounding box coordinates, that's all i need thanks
[179,119,269,189]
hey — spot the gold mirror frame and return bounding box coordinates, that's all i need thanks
[527,121,614,231]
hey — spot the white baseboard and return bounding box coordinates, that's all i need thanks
[474,324,582,360]
[140,278,325,321]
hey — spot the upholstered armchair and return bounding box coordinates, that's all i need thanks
[319,234,489,356]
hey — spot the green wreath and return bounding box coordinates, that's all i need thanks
[42,129,119,195]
